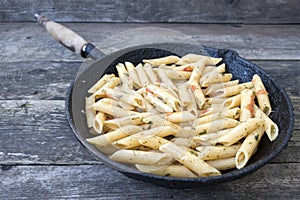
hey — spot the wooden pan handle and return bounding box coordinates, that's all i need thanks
[35,14,104,59]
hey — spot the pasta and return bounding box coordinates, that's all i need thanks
[85,53,278,178]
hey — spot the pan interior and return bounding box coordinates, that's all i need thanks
[67,43,294,187]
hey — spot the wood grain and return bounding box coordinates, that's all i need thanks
[1,23,300,62]
[0,60,299,100]
[0,0,299,24]
[1,164,299,199]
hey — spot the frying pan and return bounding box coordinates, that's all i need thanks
[35,14,294,188]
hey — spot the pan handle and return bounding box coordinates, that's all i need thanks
[34,14,105,60]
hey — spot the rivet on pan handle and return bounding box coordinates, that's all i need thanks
[34,14,105,60]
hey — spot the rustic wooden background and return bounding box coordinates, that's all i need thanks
[0,0,299,199]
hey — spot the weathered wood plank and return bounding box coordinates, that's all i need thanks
[0,23,300,62]
[0,99,299,165]
[0,60,299,100]
[1,164,299,199]
[0,0,299,24]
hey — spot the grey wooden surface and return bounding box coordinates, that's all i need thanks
[0,22,299,199]
[0,0,299,24]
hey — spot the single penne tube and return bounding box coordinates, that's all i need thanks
[187,89,198,117]
[125,61,142,88]
[126,89,156,112]
[165,111,196,123]
[104,112,152,128]
[105,88,145,109]
[135,63,151,86]
[212,82,253,97]
[205,97,226,105]
[178,83,191,106]
[194,107,240,125]
[146,85,180,111]
[136,164,197,178]
[207,157,236,171]
[188,82,206,109]
[201,73,232,87]
[222,94,241,108]
[176,54,222,66]
[144,92,173,113]
[116,63,133,91]
[155,68,177,90]
[88,74,115,93]
[141,114,169,129]
[196,144,241,161]
[143,63,159,84]
[205,80,239,96]
[217,118,263,146]
[143,55,180,66]
[187,118,239,135]
[199,64,226,86]
[92,77,121,99]
[92,112,105,134]
[86,125,143,148]
[193,129,232,142]
[252,74,271,115]
[110,150,173,165]
[240,89,255,122]
[93,98,137,117]
[159,142,221,177]
[172,137,194,148]
[160,69,192,80]
[113,126,177,149]
[187,61,205,85]
[235,125,265,169]
[138,136,170,149]
[202,66,216,75]
[254,105,278,141]
[85,95,96,128]
[173,64,194,71]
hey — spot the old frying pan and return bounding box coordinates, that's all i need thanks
[35,15,294,188]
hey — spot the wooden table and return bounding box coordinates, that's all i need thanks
[0,21,299,199]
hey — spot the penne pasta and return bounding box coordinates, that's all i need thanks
[143,55,180,66]
[110,150,173,165]
[86,125,143,148]
[86,53,279,178]
[196,144,241,161]
[254,105,278,141]
[104,88,145,109]
[125,62,141,88]
[93,98,138,118]
[186,118,239,135]
[252,74,271,115]
[113,126,177,149]
[143,63,158,84]
[88,74,115,94]
[235,125,265,169]
[217,118,263,146]
[178,83,191,106]
[92,112,105,134]
[176,54,222,66]
[159,142,221,177]
[165,111,196,123]
[222,94,241,108]
[136,63,151,86]
[212,82,253,97]
[240,89,255,122]
[207,157,236,171]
